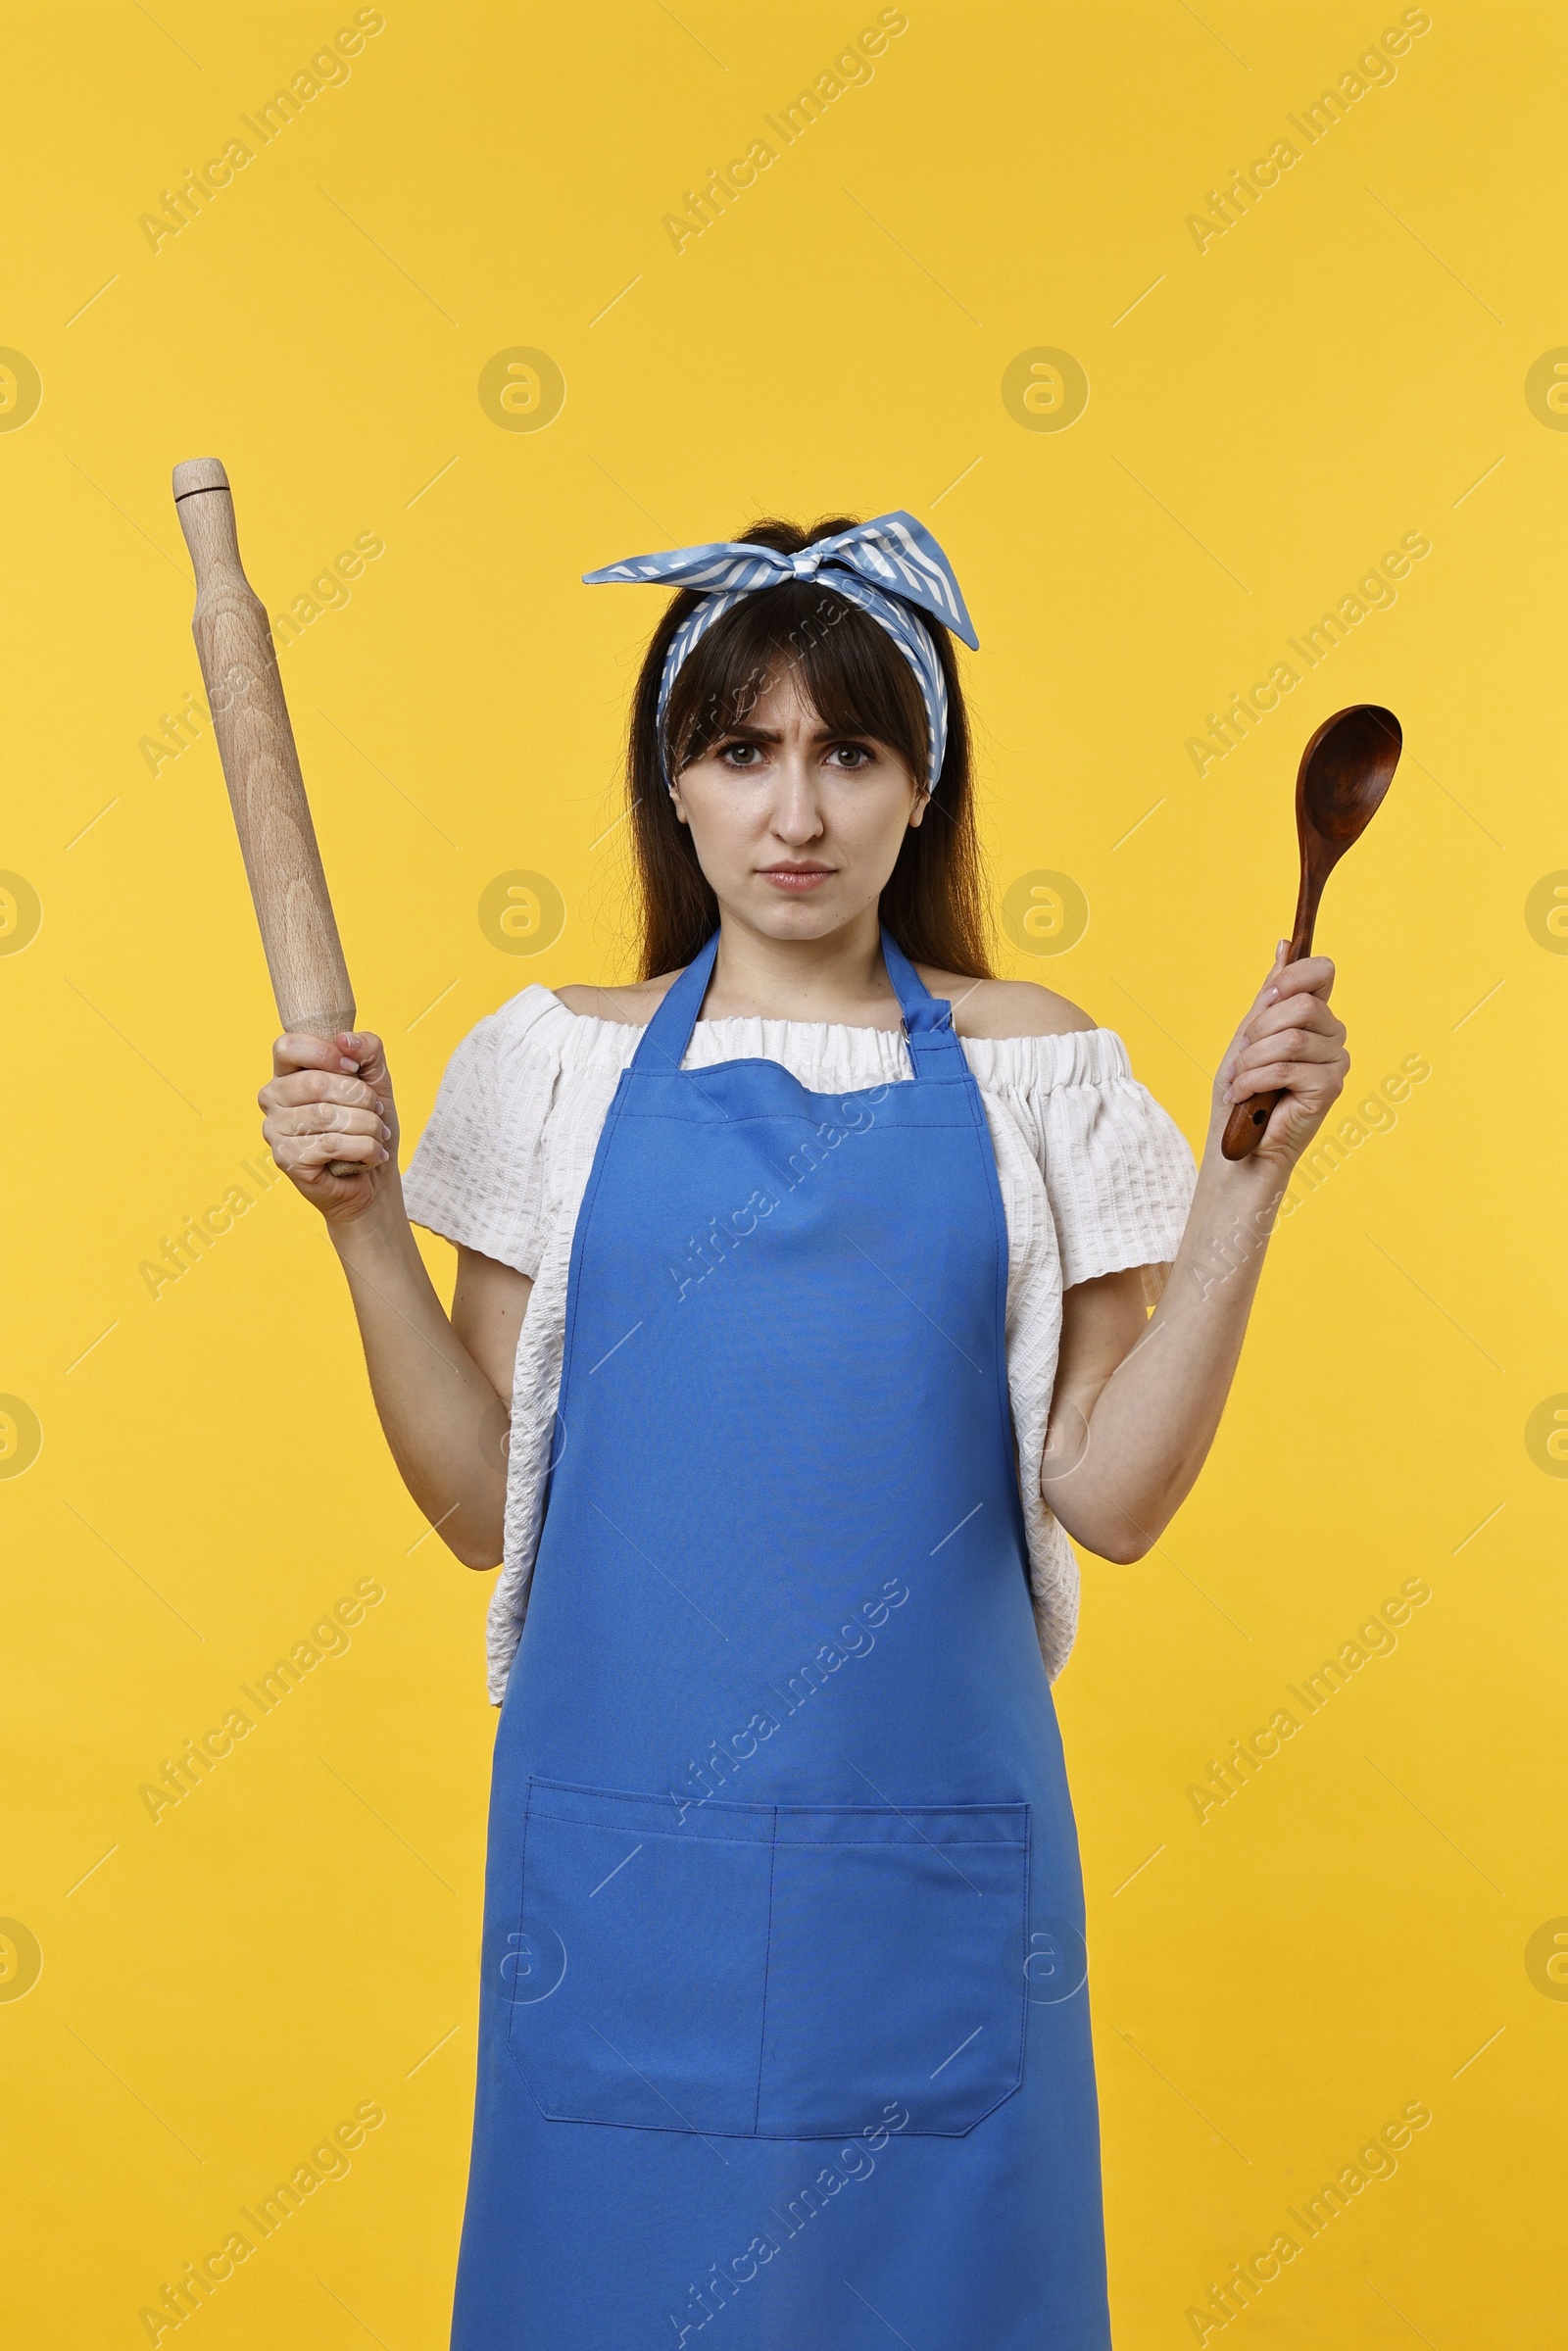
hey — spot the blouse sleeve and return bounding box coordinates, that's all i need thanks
[979,1029,1198,1291]
[401,990,564,1277]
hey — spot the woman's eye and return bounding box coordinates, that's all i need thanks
[719,742,761,766]
[828,743,874,769]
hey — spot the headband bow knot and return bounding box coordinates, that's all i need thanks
[583,510,977,790]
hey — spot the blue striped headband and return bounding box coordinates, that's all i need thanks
[582,511,979,792]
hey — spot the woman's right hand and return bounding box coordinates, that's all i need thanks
[260,1029,398,1225]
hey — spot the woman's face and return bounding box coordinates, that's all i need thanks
[670,667,927,943]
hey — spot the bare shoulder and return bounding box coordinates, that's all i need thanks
[552,973,682,1027]
[915,967,1099,1041]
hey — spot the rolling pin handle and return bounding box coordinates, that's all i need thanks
[172,456,363,1183]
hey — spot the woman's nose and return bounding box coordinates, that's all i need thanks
[769,758,825,841]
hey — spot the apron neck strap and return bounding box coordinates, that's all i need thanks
[627,925,964,1078]
[879,926,964,1077]
[629,931,720,1074]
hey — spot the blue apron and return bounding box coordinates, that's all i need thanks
[452,931,1111,2348]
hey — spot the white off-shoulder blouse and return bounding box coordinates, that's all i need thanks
[403,988,1199,1703]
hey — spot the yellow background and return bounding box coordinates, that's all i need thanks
[3,2,1564,2342]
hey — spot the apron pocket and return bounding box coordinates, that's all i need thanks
[758,1801,1031,2138]
[507,1783,1029,2140]
[508,1779,774,2136]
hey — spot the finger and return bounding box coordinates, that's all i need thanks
[1242,945,1288,1015]
[285,1153,370,1189]
[1232,955,1336,1047]
[1233,1027,1345,1077]
[1235,1004,1346,1055]
[267,1102,390,1142]
[1270,955,1336,1001]
[333,1030,391,1090]
[1235,1028,1349,1074]
[272,1030,366,1079]
[1229,1053,1347,1103]
[273,1129,389,1172]
[1229,1065,1338,1105]
[258,1069,385,1115]
[263,1086,386,1125]
[1229,1052,1349,1102]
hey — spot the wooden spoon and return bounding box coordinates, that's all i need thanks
[1221,703,1401,1161]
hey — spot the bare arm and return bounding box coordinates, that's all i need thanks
[452,1245,533,1398]
[260,1028,529,1568]
[1041,949,1348,1562]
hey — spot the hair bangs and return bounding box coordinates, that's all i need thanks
[664,585,930,786]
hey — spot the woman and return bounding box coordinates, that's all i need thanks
[260,514,1348,2348]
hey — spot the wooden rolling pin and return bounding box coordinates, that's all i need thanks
[172,458,359,1176]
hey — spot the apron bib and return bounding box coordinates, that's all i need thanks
[453,932,1111,2348]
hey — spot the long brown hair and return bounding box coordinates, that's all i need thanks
[624,516,995,981]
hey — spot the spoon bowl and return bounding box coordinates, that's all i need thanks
[1220,703,1401,1160]
[1299,702,1401,847]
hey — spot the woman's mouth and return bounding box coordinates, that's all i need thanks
[758,863,834,892]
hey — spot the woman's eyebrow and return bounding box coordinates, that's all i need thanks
[710,721,879,746]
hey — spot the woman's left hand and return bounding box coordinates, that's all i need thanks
[1211,944,1349,1171]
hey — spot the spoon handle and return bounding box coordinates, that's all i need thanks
[1219,883,1320,1161]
